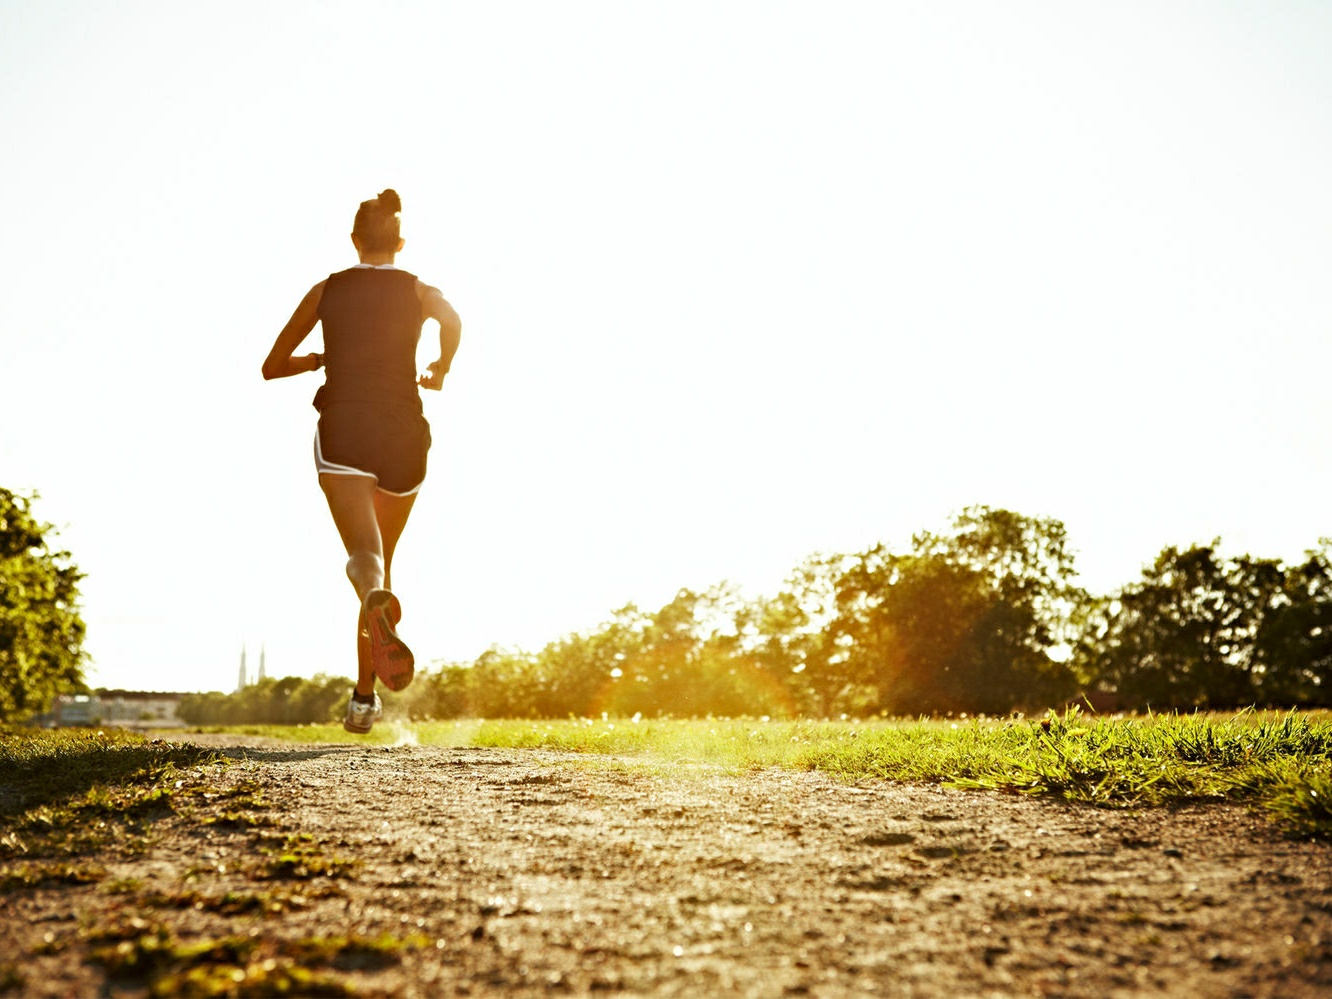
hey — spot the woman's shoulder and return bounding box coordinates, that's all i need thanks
[415,279,457,317]
[302,278,328,306]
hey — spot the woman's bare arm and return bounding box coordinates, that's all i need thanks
[417,282,461,391]
[262,282,326,380]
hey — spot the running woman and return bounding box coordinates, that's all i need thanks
[262,189,461,734]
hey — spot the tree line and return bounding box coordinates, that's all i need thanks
[3,489,1327,723]
[176,506,1332,724]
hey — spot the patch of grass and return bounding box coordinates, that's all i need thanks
[0,961,25,994]
[0,860,105,890]
[137,886,343,916]
[147,888,282,916]
[182,776,270,808]
[86,918,183,979]
[0,730,223,862]
[179,778,275,833]
[7,791,166,861]
[200,810,274,830]
[1265,766,1332,838]
[84,919,421,997]
[1,807,116,860]
[0,729,220,816]
[936,709,1332,813]
[256,833,358,881]
[153,962,353,998]
[285,932,428,971]
[169,711,1332,830]
[29,931,69,956]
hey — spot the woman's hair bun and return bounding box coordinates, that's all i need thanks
[353,190,401,249]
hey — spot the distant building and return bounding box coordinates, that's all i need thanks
[49,695,99,727]
[237,643,268,690]
[39,691,187,729]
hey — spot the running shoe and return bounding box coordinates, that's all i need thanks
[364,589,415,692]
[343,691,383,735]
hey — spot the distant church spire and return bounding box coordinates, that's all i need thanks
[237,645,248,693]
[258,645,267,683]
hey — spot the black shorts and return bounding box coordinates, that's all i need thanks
[314,403,431,496]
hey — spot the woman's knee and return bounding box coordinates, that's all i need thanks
[345,552,384,586]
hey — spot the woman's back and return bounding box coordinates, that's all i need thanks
[316,266,423,410]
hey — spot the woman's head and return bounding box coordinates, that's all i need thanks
[352,189,403,255]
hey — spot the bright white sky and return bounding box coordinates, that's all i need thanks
[2,1,1330,694]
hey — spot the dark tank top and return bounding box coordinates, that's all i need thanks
[313,266,423,412]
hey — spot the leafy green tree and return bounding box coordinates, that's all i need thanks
[392,663,470,719]
[546,585,797,719]
[464,647,543,717]
[530,604,650,717]
[0,489,88,720]
[915,506,1084,665]
[1077,543,1286,709]
[837,552,991,713]
[177,691,230,725]
[1251,542,1332,706]
[830,507,1081,715]
[177,674,352,725]
[736,554,845,716]
[291,674,354,722]
[602,588,710,717]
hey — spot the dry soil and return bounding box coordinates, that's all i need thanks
[2,734,1331,997]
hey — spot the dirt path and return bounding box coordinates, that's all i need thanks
[3,738,1331,997]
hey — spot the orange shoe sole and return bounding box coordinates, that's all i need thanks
[365,589,415,692]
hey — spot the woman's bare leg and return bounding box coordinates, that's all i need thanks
[375,489,418,590]
[354,613,374,696]
[321,475,421,696]
[321,474,384,696]
[320,473,385,600]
